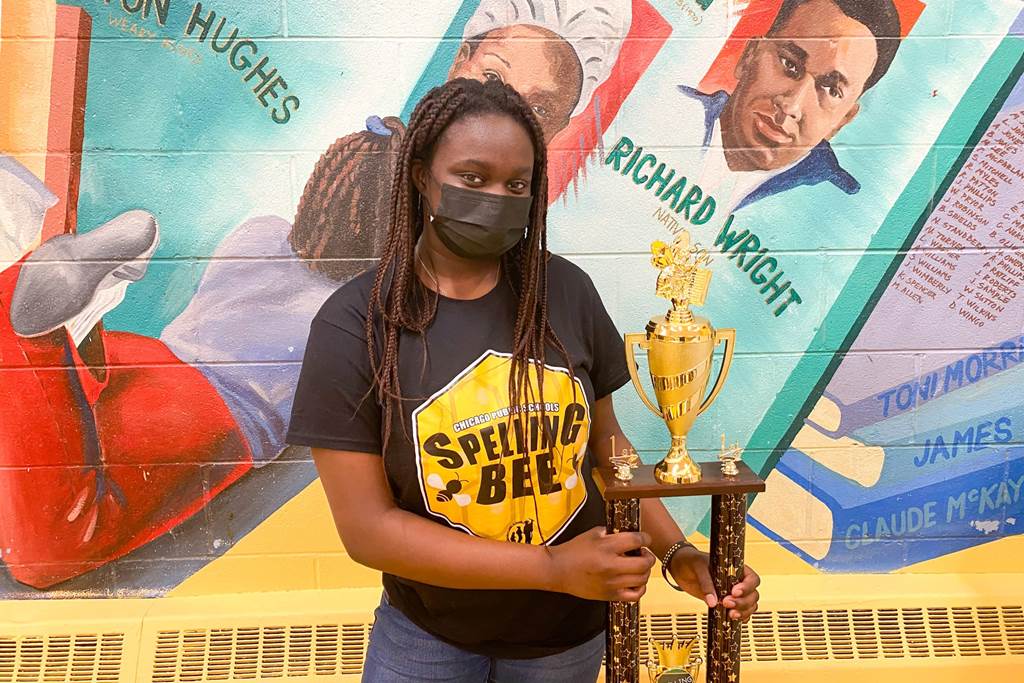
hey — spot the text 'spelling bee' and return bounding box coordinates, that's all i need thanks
[427,474,471,506]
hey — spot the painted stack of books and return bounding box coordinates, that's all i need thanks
[749,93,1024,571]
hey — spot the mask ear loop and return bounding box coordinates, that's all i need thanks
[419,193,428,222]
[419,171,441,224]
[414,194,442,296]
[417,190,434,229]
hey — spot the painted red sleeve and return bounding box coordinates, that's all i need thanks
[0,264,253,589]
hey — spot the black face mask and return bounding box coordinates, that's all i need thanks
[425,181,532,260]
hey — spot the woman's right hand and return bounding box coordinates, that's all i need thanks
[548,527,656,602]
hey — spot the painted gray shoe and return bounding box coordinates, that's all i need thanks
[10,209,159,339]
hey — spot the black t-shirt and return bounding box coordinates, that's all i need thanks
[286,254,630,659]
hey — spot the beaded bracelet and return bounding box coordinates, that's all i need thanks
[660,539,698,591]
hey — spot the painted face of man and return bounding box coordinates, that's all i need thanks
[448,24,584,144]
[721,0,879,172]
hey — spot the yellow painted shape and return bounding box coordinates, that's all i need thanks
[415,351,589,544]
[0,0,56,178]
[316,554,383,590]
[742,525,821,575]
[172,475,818,597]
[789,423,885,487]
[165,438,1018,598]
[805,394,841,432]
[748,468,837,560]
[176,555,318,595]
[898,532,1024,574]
[169,479,351,596]
[683,527,820,576]
[219,478,344,555]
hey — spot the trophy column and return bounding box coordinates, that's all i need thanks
[613,228,759,681]
[594,462,764,683]
[605,497,641,683]
[706,492,748,683]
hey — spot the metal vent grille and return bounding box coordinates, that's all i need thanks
[141,605,1024,682]
[8,606,1019,682]
[150,623,370,681]
[642,605,1024,663]
[0,633,124,683]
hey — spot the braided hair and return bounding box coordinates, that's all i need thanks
[290,116,406,282]
[367,77,572,451]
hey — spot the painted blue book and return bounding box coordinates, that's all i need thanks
[763,364,1024,491]
[748,442,1024,572]
[806,332,1024,440]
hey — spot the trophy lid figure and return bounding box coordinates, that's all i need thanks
[610,447,641,482]
[650,232,713,322]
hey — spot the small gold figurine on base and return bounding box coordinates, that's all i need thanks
[610,449,641,482]
[648,637,703,683]
[609,436,641,482]
[718,434,742,477]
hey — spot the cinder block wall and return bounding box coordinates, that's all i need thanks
[1,0,1022,600]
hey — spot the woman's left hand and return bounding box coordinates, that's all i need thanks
[669,546,760,622]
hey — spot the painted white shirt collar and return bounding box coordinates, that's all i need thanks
[697,118,802,216]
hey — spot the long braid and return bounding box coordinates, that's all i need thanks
[291,116,405,282]
[367,78,574,454]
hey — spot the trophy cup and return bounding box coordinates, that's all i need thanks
[625,234,734,485]
[593,232,766,683]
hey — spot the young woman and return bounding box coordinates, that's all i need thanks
[287,78,760,682]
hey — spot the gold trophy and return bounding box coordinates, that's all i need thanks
[624,233,735,484]
[593,228,765,683]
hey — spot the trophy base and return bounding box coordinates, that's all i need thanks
[593,463,766,683]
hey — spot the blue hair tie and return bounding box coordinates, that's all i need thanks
[366,115,392,136]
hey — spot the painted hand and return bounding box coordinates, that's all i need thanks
[669,546,760,622]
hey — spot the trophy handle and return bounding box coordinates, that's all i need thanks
[624,333,663,418]
[697,328,735,416]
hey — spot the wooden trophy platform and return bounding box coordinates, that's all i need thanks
[594,461,765,500]
[592,461,766,683]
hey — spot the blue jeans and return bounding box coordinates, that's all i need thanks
[362,595,605,682]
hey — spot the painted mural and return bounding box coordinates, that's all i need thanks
[748,72,1024,570]
[0,0,1021,597]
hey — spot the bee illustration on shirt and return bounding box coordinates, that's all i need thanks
[427,473,471,506]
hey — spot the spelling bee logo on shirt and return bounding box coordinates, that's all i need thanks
[413,350,591,545]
